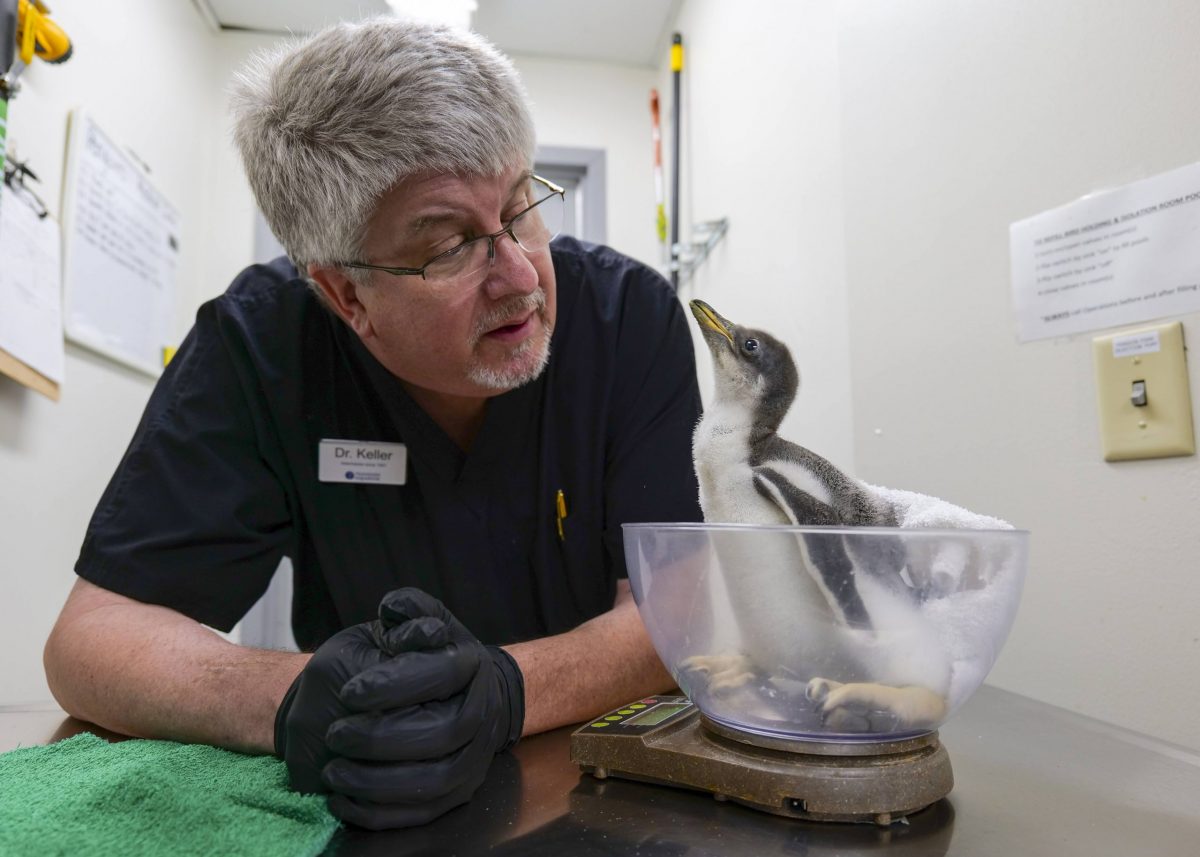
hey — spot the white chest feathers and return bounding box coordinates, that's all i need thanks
[693,400,787,525]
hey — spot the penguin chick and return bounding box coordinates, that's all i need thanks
[689,299,894,531]
[686,300,948,733]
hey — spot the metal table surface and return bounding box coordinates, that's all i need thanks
[3,685,1198,856]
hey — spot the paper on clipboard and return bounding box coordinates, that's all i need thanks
[61,110,181,377]
[0,184,64,386]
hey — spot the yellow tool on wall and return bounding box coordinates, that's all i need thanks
[3,0,72,86]
[15,0,71,65]
[2,0,72,178]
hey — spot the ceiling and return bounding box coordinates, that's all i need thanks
[197,0,680,67]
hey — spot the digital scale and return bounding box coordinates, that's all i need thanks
[570,696,953,826]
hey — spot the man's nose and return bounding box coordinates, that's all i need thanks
[481,231,539,300]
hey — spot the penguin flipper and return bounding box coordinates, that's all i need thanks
[752,467,873,630]
[751,465,842,526]
[844,528,919,601]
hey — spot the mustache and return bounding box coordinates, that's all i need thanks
[471,289,548,341]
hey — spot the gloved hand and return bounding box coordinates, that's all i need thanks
[273,608,474,795]
[274,588,525,829]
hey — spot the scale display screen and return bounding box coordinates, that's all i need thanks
[624,701,691,727]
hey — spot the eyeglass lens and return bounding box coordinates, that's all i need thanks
[425,184,564,286]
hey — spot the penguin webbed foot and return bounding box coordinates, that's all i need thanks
[805,677,948,734]
[681,653,758,693]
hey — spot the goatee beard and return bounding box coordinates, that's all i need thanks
[466,290,553,391]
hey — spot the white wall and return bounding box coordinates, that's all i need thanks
[837,0,1200,750]
[669,0,1200,751]
[0,0,234,704]
[0,5,290,704]
[665,0,856,472]
[510,54,661,268]
[207,30,287,294]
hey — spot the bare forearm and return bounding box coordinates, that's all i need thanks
[44,582,308,754]
[504,585,674,736]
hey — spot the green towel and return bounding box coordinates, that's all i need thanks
[0,733,339,857]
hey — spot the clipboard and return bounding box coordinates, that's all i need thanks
[0,347,58,399]
[0,166,62,401]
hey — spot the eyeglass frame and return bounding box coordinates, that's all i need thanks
[340,174,566,281]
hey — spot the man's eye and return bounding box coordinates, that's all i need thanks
[427,235,469,257]
[439,241,470,259]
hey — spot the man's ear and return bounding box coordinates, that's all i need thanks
[308,263,374,339]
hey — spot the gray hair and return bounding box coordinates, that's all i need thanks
[229,17,536,274]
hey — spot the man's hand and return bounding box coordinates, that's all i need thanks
[275,588,524,829]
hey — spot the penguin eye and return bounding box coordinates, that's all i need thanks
[743,338,759,352]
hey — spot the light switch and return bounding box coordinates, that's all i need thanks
[1092,322,1195,461]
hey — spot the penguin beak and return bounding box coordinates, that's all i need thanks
[689,300,734,346]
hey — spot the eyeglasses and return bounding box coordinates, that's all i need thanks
[342,174,565,289]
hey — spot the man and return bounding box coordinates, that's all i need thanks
[42,18,702,830]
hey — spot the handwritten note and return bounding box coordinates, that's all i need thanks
[61,110,181,376]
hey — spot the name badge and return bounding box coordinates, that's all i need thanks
[318,439,407,485]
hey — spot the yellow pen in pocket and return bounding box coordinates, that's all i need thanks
[555,489,568,541]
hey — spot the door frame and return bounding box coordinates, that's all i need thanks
[535,145,607,245]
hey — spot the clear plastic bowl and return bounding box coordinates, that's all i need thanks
[624,523,1028,742]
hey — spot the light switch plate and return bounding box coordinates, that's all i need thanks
[1092,321,1195,462]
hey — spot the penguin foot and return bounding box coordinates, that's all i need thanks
[805,677,948,733]
[681,653,756,692]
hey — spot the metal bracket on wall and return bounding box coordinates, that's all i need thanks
[670,218,729,288]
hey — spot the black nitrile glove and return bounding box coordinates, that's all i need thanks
[321,588,525,829]
[273,610,478,795]
[274,588,524,830]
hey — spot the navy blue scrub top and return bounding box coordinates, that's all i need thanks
[75,237,703,652]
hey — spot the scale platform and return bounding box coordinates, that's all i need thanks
[570,696,953,826]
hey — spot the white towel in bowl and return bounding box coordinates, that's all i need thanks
[864,483,1013,531]
[857,484,1024,710]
